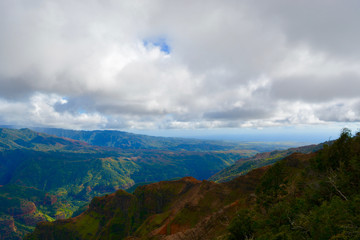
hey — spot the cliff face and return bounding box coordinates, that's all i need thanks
[26,167,268,240]
[0,217,20,240]
[0,195,48,240]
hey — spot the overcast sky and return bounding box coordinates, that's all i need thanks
[0,0,359,140]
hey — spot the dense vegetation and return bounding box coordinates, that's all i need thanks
[25,129,360,240]
[32,127,239,151]
[1,127,295,238]
[25,171,268,240]
[33,127,298,152]
[209,143,324,183]
[228,129,360,239]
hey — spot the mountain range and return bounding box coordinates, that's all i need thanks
[209,142,326,183]
[0,127,301,239]
[31,127,298,152]
[26,129,360,239]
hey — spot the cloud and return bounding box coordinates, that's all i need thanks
[316,100,360,122]
[252,0,360,60]
[0,0,359,130]
[0,93,107,129]
[204,107,272,121]
[270,72,360,102]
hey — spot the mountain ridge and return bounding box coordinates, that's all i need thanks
[0,127,261,238]
[26,166,269,240]
[26,129,360,239]
[32,127,303,151]
[209,142,326,183]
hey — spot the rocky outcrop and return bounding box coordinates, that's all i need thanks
[0,198,46,239]
[0,217,21,240]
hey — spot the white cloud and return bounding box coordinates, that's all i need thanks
[0,0,359,130]
[0,93,107,129]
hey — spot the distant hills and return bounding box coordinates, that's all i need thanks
[0,127,299,238]
[31,127,299,152]
[209,142,326,183]
[0,128,90,152]
[26,129,360,239]
[31,127,238,151]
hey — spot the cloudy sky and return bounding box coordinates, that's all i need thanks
[1,0,359,141]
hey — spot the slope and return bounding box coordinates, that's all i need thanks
[226,129,360,239]
[209,142,325,182]
[0,128,92,152]
[26,129,360,240]
[0,128,250,238]
[32,127,299,152]
[25,167,269,240]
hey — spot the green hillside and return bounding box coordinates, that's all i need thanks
[32,127,299,152]
[209,143,325,182]
[25,171,268,240]
[25,129,360,239]
[0,128,258,238]
[227,129,360,239]
[0,128,92,152]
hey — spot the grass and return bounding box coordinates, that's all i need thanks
[72,211,101,238]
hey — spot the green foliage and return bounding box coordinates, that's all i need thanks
[33,127,298,152]
[0,127,301,237]
[228,129,360,240]
[210,143,323,183]
[228,209,254,240]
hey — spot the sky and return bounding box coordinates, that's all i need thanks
[0,0,359,142]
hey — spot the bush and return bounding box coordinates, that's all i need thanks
[228,209,254,240]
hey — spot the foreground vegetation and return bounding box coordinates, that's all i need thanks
[229,128,360,239]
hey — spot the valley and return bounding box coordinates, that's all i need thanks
[0,127,298,239]
[1,1,356,239]
[25,129,360,239]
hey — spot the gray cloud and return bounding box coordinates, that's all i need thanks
[316,101,360,122]
[0,0,359,130]
[253,0,360,60]
[271,72,360,102]
[204,107,272,121]
[0,75,35,100]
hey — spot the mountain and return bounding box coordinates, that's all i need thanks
[209,142,326,183]
[0,128,254,191]
[31,127,235,151]
[0,128,92,152]
[0,184,54,240]
[26,129,360,239]
[25,168,269,240]
[0,128,262,238]
[31,127,299,152]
